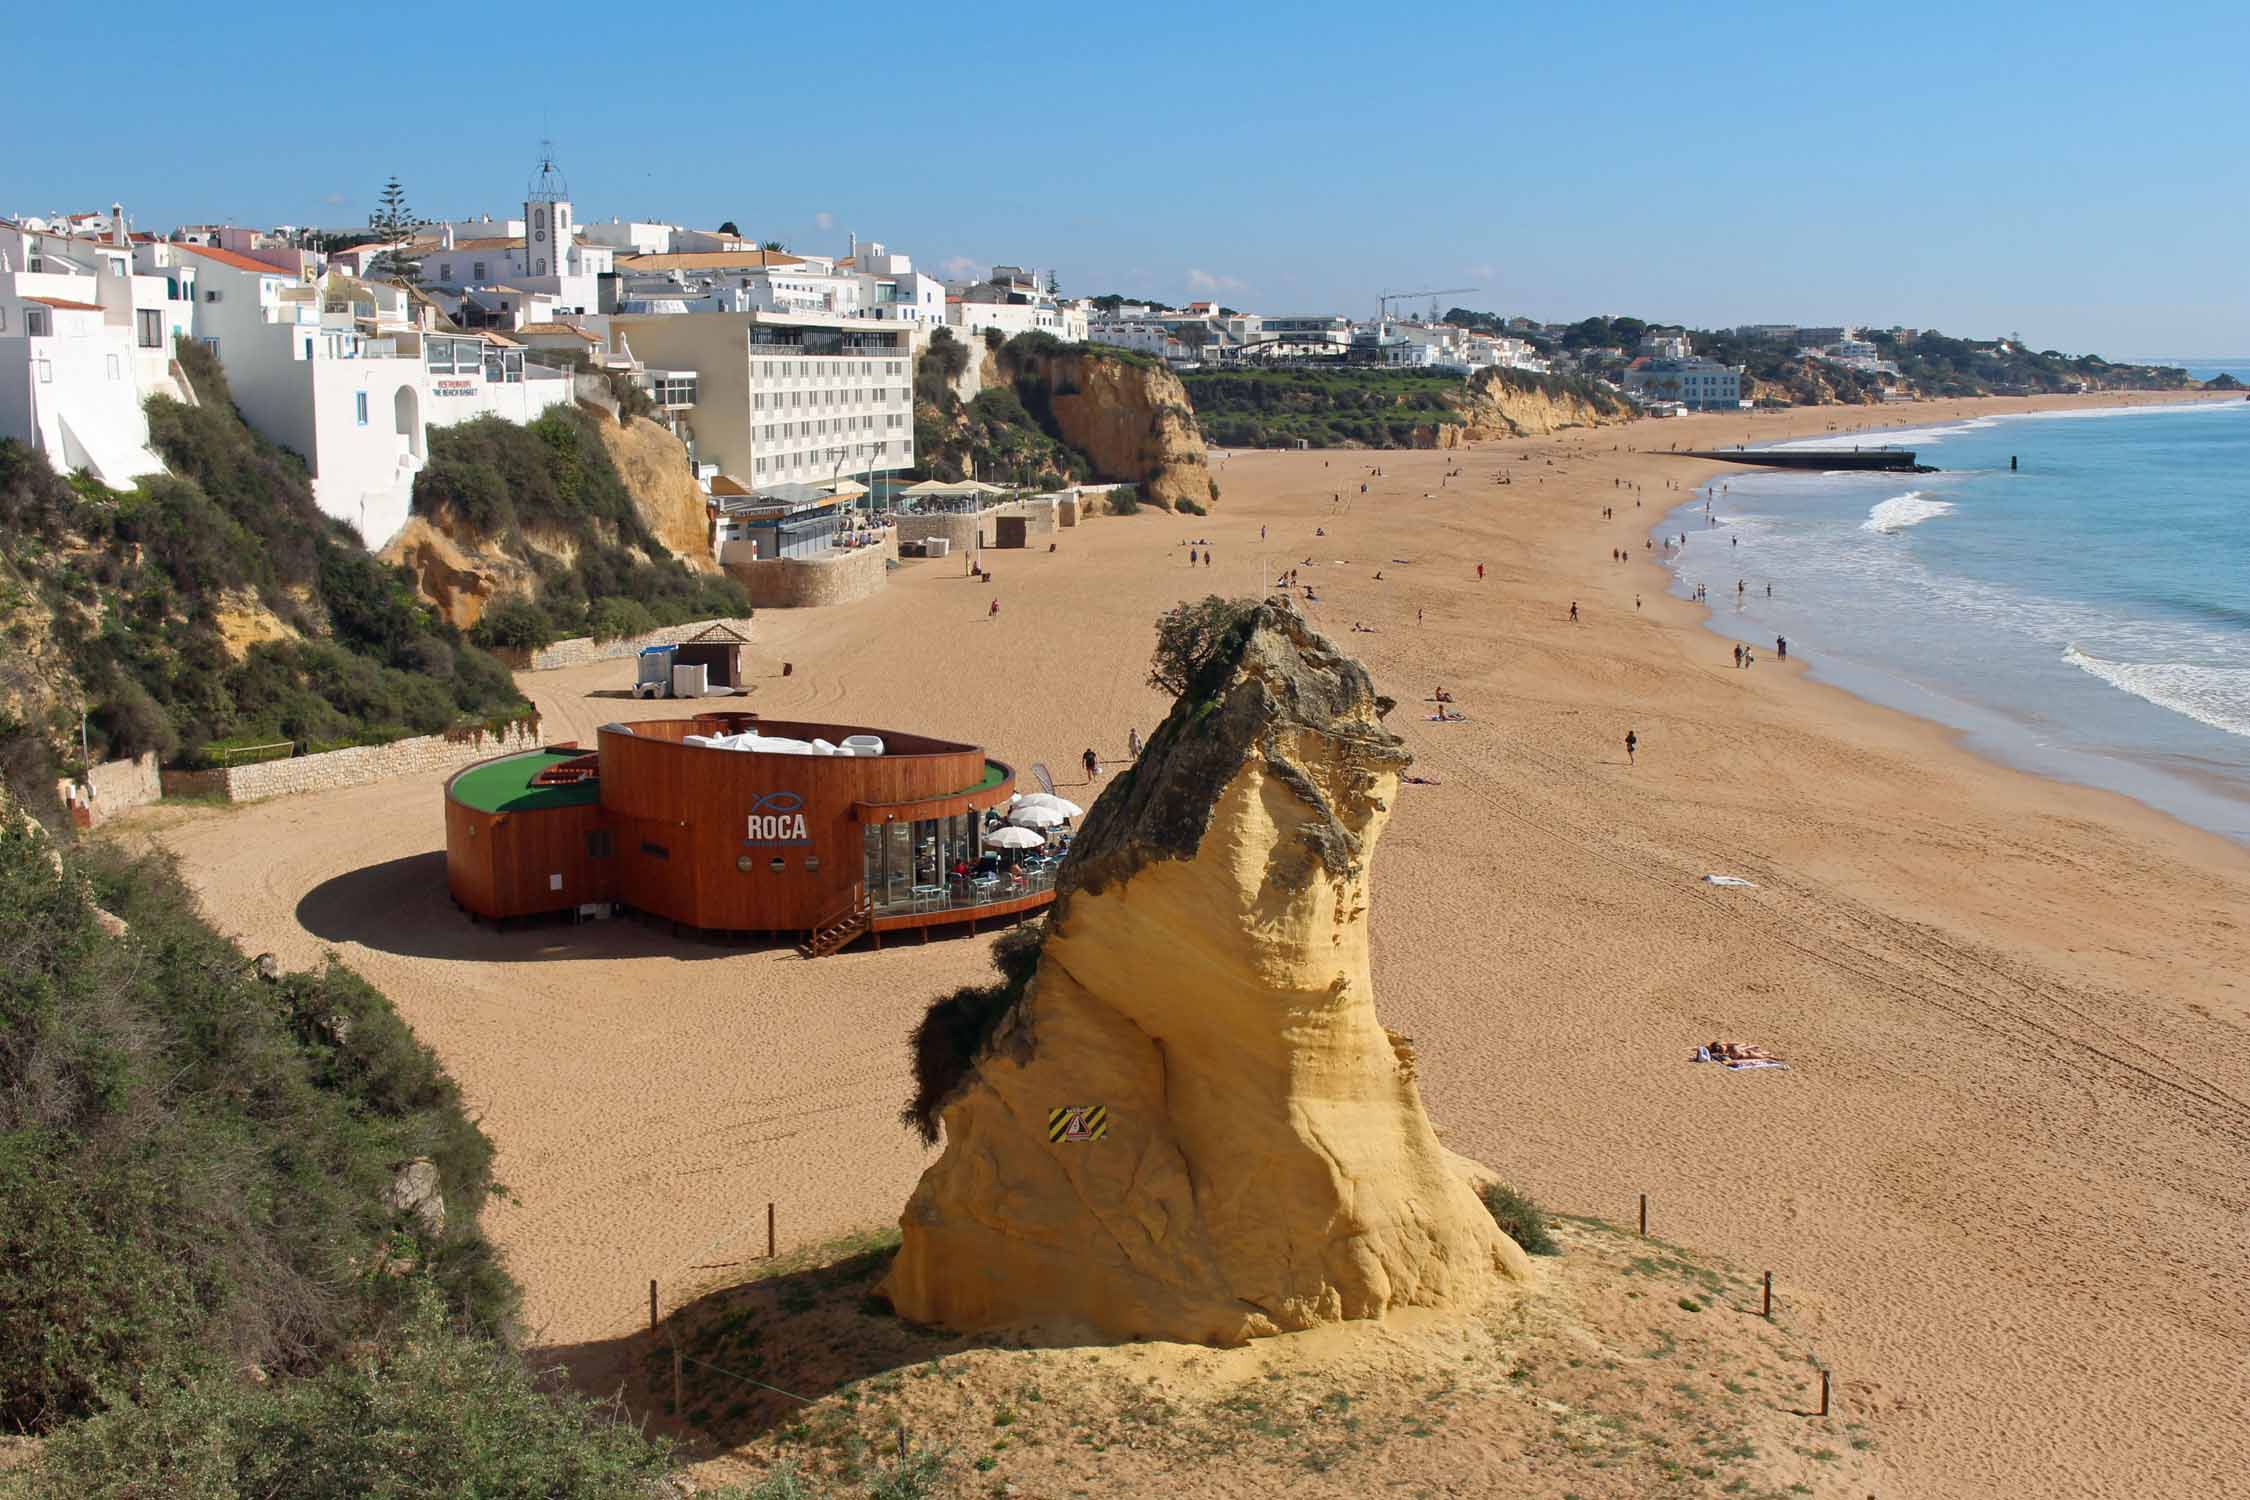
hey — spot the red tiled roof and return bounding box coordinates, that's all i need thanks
[170,241,291,275]
[447,237,521,252]
[27,296,104,312]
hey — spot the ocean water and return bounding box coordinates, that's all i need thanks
[1654,399,2250,842]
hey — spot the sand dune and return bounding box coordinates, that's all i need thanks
[146,390,2250,1499]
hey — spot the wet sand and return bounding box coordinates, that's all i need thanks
[146,389,2250,1499]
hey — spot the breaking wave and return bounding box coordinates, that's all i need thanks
[1860,492,1953,533]
[2062,647,2250,739]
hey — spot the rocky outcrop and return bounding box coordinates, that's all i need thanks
[383,409,712,629]
[1041,352,1214,509]
[1433,368,1635,443]
[592,414,716,572]
[382,516,533,632]
[384,1158,446,1235]
[883,599,1528,1344]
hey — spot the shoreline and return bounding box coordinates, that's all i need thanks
[1641,391,2249,845]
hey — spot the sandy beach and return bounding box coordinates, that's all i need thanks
[142,390,2250,1499]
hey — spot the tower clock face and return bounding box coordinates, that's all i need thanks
[535,229,546,242]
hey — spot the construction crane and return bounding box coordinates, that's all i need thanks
[1377,287,1478,323]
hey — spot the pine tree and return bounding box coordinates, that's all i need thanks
[368,176,426,287]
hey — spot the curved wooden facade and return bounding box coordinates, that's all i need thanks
[444,713,1040,942]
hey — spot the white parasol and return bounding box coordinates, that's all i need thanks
[1006,803,1068,829]
[1012,792,1083,817]
[983,825,1045,849]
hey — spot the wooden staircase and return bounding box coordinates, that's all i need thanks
[798,894,872,958]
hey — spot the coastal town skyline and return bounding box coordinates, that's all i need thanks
[8,2,2245,356]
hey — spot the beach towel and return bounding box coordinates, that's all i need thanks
[1701,874,1757,888]
[1425,714,1471,724]
[1724,1059,1789,1071]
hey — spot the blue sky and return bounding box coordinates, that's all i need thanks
[8,1,2245,356]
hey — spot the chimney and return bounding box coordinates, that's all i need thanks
[441,223,455,250]
[111,202,127,246]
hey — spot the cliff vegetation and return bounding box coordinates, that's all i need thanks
[0,814,736,1497]
[1183,366,1632,448]
[0,340,527,790]
[914,330,1217,508]
[400,407,745,648]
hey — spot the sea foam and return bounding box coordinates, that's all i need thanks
[1860,492,1953,534]
[2063,647,2250,739]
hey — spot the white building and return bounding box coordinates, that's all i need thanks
[152,243,570,546]
[408,153,615,315]
[605,309,914,489]
[0,215,193,487]
[947,264,1085,343]
[1623,356,1745,410]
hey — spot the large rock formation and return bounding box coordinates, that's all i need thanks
[591,414,718,572]
[1042,351,1213,509]
[883,600,1528,1344]
[382,409,714,630]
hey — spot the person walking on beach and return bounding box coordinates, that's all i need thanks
[989,598,1000,619]
[1083,748,1100,781]
[1734,643,1745,669]
[1204,551,1212,568]
[1776,636,1787,660]
[1189,547,1197,566]
[1127,726,1143,758]
[1477,562,1485,581]
[1625,729,1638,766]
[1569,601,1580,623]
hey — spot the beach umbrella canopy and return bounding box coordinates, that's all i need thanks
[1013,792,1083,817]
[823,478,869,497]
[983,825,1044,849]
[1007,804,1068,829]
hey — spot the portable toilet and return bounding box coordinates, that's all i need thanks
[634,644,678,698]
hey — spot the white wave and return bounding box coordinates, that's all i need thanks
[2062,647,2250,739]
[1860,492,1953,533]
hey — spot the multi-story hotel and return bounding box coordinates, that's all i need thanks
[604,308,914,487]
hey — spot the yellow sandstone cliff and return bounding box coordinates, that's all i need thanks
[883,600,1528,1344]
[383,409,714,630]
[1046,352,1213,509]
[1429,368,1635,444]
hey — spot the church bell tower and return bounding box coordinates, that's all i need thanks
[524,142,572,278]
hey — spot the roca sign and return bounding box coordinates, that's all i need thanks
[744,790,811,846]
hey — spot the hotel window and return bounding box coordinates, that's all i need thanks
[356,392,369,425]
[473,260,487,280]
[24,307,50,338]
[136,308,163,348]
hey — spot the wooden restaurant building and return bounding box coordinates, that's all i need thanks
[443,713,1057,956]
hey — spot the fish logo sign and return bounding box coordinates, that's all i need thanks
[1048,1105,1107,1143]
[743,790,810,846]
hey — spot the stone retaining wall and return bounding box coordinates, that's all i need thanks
[723,536,895,608]
[58,751,162,829]
[492,616,758,673]
[894,512,986,554]
[160,719,542,805]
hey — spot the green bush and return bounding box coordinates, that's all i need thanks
[902,926,1043,1146]
[588,596,658,642]
[0,822,517,1432]
[14,1283,671,1500]
[1174,496,1205,515]
[1148,595,1257,698]
[1106,485,1140,516]
[471,598,557,653]
[1479,1181,1559,1256]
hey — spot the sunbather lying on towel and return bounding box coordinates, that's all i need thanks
[1402,773,1442,785]
[1697,1040,1779,1063]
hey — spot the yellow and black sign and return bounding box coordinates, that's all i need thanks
[1048,1105,1108,1143]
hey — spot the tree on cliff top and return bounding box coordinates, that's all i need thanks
[1149,595,1259,699]
[368,176,426,288]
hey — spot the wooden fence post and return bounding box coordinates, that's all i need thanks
[1638,1193,1647,1236]
[1762,1271,1772,1319]
[649,1278,658,1333]
[1817,1368,1830,1416]
[672,1342,684,1416]
[767,1201,777,1259]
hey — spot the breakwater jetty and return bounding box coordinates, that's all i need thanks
[1672,448,1935,473]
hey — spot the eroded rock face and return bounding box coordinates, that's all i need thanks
[593,415,717,572]
[1039,351,1213,510]
[883,600,1527,1344]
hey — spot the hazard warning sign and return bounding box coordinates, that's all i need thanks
[1048,1105,1108,1143]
